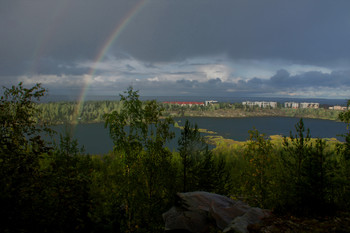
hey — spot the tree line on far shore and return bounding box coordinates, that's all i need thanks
[1,83,350,232]
[36,98,341,125]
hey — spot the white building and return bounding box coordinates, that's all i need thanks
[242,101,277,108]
[300,102,319,109]
[329,106,348,110]
[205,100,218,106]
[284,102,299,108]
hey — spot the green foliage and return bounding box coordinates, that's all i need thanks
[196,147,232,194]
[336,100,350,208]
[339,100,350,126]
[0,82,52,232]
[281,107,340,120]
[0,83,96,233]
[232,102,243,109]
[37,100,124,124]
[242,128,275,208]
[178,120,231,194]
[38,134,92,233]
[338,101,350,160]
[279,119,338,214]
[283,118,312,182]
[0,83,94,233]
[104,86,176,232]
[3,83,350,232]
[0,82,50,150]
[209,119,349,216]
[178,120,205,192]
[37,99,341,124]
[89,152,126,232]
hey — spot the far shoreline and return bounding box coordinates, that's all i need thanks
[37,100,346,125]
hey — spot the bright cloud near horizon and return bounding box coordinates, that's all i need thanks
[1,0,350,99]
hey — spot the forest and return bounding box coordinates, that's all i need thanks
[1,83,350,232]
[36,97,341,125]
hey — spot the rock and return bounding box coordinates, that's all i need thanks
[223,207,271,233]
[162,206,211,233]
[163,191,270,233]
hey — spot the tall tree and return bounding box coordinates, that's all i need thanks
[0,83,51,232]
[281,118,335,214]
[242,128,274,208]
[337,100,350,208]
[104,87,175,231]
[178,120,230,194]
[178,120,206,192]
[39,133,92,233]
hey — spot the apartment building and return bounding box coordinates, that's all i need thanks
[242,101,277,108]
[300,102,319,109]
[284,102,319,109]
[329,106,348,110]
[284,102,299,108]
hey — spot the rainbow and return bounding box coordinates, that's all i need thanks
[71,0,148,129]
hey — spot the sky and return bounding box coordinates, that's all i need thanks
[1,0,350,99]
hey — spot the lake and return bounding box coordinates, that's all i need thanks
[49,117,348,154]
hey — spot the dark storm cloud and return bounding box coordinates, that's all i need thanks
[268,69,350,88]
[176,79,199,88]
[168,71,200,76]
[0,0,143,75]
[1,0,350,100]
[247,78,264,86]
[208,78,222,85]
[174,78,233,95]
[2,0,350,77]
[126,64,136,71]
[156,69,350,97]
[119,0,350,64]
[232,69,350,96]
[25,66,349,97]
[33,58,89,75]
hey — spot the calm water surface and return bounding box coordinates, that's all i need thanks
[50,117,347,154]
[177,117,347,141]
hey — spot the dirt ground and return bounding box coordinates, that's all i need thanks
[249,212,350,233]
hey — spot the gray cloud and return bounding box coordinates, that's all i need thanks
[268,69,350,88]
[119,0,350,65]
[16,67,349,99]
[1,0,350,99]
[141,69,350,97]
[1,0,350,75]
[0,0,140,75]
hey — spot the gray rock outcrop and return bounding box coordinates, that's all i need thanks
[163,191,271,233]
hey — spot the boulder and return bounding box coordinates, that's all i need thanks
[163,191,271,233]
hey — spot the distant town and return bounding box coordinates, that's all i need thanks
[163,100,349,110]
[243,101,349,110]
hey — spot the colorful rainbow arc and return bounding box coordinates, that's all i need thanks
[71,0,148,129]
